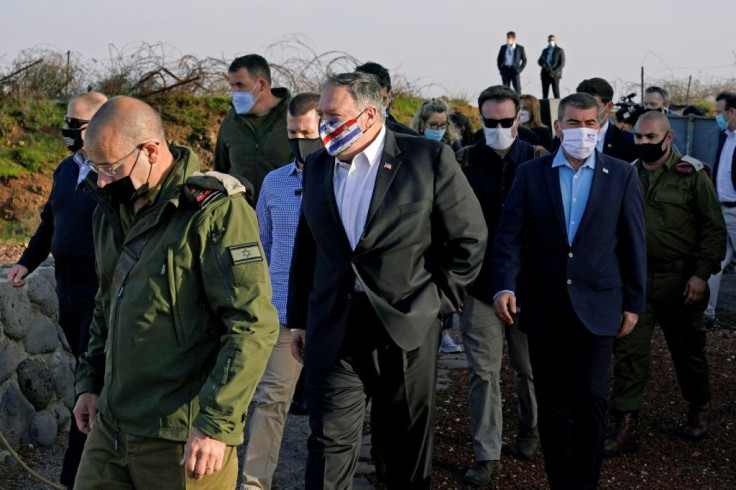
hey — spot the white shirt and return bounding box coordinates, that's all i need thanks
[504,44,516,67]
[596,119,609,153]
[333,124,387,250]
[716,130,736,202]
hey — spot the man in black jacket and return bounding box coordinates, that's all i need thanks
[7,91,107,488]
[288,71,486,489]
[497,31,527,94]
[457,85,543,486]
[538,34,565,99]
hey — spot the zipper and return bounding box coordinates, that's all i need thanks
[221,357,232,384]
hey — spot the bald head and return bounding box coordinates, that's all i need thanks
[87,96,167,150]
[635,110,670,133]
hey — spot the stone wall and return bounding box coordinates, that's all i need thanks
[0,265,76,450]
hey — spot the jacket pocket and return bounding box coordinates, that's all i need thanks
[399,198,432,215]
[595,276,623,290]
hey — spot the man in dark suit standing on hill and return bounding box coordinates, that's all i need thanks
[497,31,527,94]
[492,93,646,489]
[538,34,565,99]
[288,71,487,489]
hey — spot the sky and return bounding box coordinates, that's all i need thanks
[3,0,735,105]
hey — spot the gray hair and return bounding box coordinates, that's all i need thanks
[321,72,385,121]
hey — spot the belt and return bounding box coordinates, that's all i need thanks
[647,258,693,274]
[720,202,736,208]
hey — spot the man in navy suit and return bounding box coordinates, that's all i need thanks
[492,93,646,489]
[706,91,736,325]
[497,31,527,94]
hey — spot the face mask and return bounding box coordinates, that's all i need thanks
[716,113,730,131]
[635,134,669,163]
[100,150,152,204]
[61,128,83,152]
[519,110,530,124]
[319,111,366,156]
[560,128,598,160]
[598,108,608,126]
[548,42,556,48]
[424,128,446,141]
[384,106,389,118]
[232,88,259,115]
[483,127,516,150]
[289,137,323,165]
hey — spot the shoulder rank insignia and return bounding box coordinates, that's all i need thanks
[183,171,253,209]
[674,155,705,175]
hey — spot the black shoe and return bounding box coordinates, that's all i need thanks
[463,460,502,486]
[515,427,539,459]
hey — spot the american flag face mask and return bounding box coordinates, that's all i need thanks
[319,109,366,156]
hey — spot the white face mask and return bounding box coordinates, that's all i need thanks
[560,128,598,160]
[519,110,530,124]
[484,126,516,151]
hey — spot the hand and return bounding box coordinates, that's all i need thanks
[73,392,98,435]
[290,329,306,364]
[617,311,638,338]
[493,292,517,325]
[7,264,29,287]
[180,427,226,480]
[683,276,707,305]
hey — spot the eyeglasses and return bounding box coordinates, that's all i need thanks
[427,122,448,130]
[84,142,158,177]
[64,116,90,129]
[483,117,517,128]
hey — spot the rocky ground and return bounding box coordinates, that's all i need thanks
[2,257,735,489]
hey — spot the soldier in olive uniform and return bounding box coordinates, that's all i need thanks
[605,111,726,456]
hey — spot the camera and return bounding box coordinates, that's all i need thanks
[614,92,647,127]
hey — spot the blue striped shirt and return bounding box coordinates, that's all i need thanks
[551,149,596,245]
[255,161,302,325]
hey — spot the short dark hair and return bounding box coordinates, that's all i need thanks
[716,92,736,111]
[355,61,391,91]
[228,54,271,84]
[477,85,520,115]
[558,93,599,120]
[576,77,614,104]
[507,31,516,38]
[645,85,670,103]
[288,92,321,117]
[548,34,556,40]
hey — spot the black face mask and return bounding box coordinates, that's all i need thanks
[288,138,323,165]
[635,134,669,163]
[61,128,84,152]
[100,150,152,204]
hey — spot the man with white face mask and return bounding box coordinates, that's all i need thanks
[214,54,292,201]
[455,85,546,486]
[492,93,646,489]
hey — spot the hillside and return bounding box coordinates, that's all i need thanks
[0,94,477,242]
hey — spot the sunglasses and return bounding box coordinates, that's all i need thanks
[64,116,90,129]
[483,117,517,129]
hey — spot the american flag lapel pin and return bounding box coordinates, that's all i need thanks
[383,162,392,170]
[602,168,609,174]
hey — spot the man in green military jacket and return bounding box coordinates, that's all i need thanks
[214,54,292,201]
[605,111,726,456]
[72,96,279,488]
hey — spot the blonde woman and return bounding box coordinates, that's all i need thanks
[410,98,461,151]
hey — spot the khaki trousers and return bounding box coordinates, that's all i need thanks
[241,325,303,490]
[74,412,237,489]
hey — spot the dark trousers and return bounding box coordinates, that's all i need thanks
[304,295,441,489]
[527,307,614,490]
[541,72,561,99]
[59,302,94,488]
[500,67,521,93]
[611,271,710,413]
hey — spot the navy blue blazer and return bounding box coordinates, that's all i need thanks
[710,131,736,195]
[491,151,646,337]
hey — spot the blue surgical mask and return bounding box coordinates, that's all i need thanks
[716,114,729,131]
[232,90,257,115]
[424,128,446,141]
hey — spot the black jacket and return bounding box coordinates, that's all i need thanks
[538,45,565,78]
[497,44,527,73]
[711,131,736,195]
[288,129,487,367]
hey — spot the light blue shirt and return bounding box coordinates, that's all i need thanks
[552,149,596,245]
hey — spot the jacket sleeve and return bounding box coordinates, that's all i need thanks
[432,144,488,313]
[75,289,108,396]
[555,48,565,71]
[255,181,273,264]
[17,172,57,273]
[617,165,647,313]
[692,172,727,280]
[491,164,529,295]
[519,46,527,72]
[194,196,279,444]
[213,121,231,173]
[497,46,505,70]
[286,196,316,331]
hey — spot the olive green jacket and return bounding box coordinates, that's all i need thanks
[635,150,726,280]
[213,88,292,201]
[76,145,279,445]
